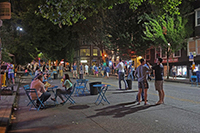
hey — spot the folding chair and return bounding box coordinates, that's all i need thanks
[47,86,58,94]
[63,83,76,105]
[190,75,198,86]
[95,85,110,105]
[82,79,90,93]
[25,88,45,111]
[23,84,30,90]
[74,79,85,96]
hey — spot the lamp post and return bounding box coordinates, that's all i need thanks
[167,43,171,79]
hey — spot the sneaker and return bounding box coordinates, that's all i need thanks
[144,102,150,105]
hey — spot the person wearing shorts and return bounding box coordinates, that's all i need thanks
[72,63,78,79]
[7,63,15,84]
[134,58,152,105]
[85,64,89,76]
[94,65,98,77]
[152,58,165,105]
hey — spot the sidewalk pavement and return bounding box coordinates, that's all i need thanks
[0,72,193,133]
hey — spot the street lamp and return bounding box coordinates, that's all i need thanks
[16,26,23,31]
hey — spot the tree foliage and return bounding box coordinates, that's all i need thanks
[0,0,79,64]
[36,0,183,26]
[143,14,190,54]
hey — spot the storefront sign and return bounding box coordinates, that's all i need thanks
[0,2,11,19]
[154,58,178,63]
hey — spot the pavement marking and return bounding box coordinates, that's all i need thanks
[89,78,200,104]
[148,92,200,104]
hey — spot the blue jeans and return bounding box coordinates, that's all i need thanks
[119,72,128,89]
[127,72,134,80]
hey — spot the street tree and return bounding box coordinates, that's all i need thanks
[0,0,79,64]
[103,2,154,59]
[143,14,191,79]
[36,0,183,26]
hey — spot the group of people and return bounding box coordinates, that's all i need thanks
[29,73,73,107]
[134,58,165,105]
[72,62,111,79]
[113,57,165,105]
[28,57,165,108]
[72,61,136,80]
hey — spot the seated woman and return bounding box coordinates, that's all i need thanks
[30,75,51,107]
[51,73,73,104]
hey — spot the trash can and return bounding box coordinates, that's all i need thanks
[79,74,83,79]
[126,79,132,90]
[89,82,101,95]
[196,71,200,82]
[53,73,58,79]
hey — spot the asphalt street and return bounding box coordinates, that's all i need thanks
[8,74,200,133]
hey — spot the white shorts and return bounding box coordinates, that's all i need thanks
[106,72,109,77]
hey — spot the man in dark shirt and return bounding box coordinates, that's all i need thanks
[152,57,165,105]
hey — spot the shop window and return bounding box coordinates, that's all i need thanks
[80,49,90,56]
[196,10,200,26]
[174,50,181,57]
[155,47,161,59]
[93,49,98,56]
[188,41,196,55]
[197,40,200,54]
[145,50,150,60]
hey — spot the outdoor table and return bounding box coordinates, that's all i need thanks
[93,84,110,105]
[17,71,25,77]
[47,86,58,94]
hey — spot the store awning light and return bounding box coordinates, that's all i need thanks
[81,60,87,63]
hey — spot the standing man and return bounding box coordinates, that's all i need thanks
[171,65,176,80]
[152,58,165,105]
[85,64,89,76]
[127,62,134,80]
[134,58,152,105]
[79,63,84,79]
[115,59,128,90]
[72,62,78,79]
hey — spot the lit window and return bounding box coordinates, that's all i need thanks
[80,49,90,56]
[93,49,98,56]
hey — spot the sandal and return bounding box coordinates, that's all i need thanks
[60,101,65,105]
[51,98,56,101]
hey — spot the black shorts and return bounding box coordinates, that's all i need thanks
[138,80,149,89]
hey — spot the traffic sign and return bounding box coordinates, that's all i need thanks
[189,52,194,62]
